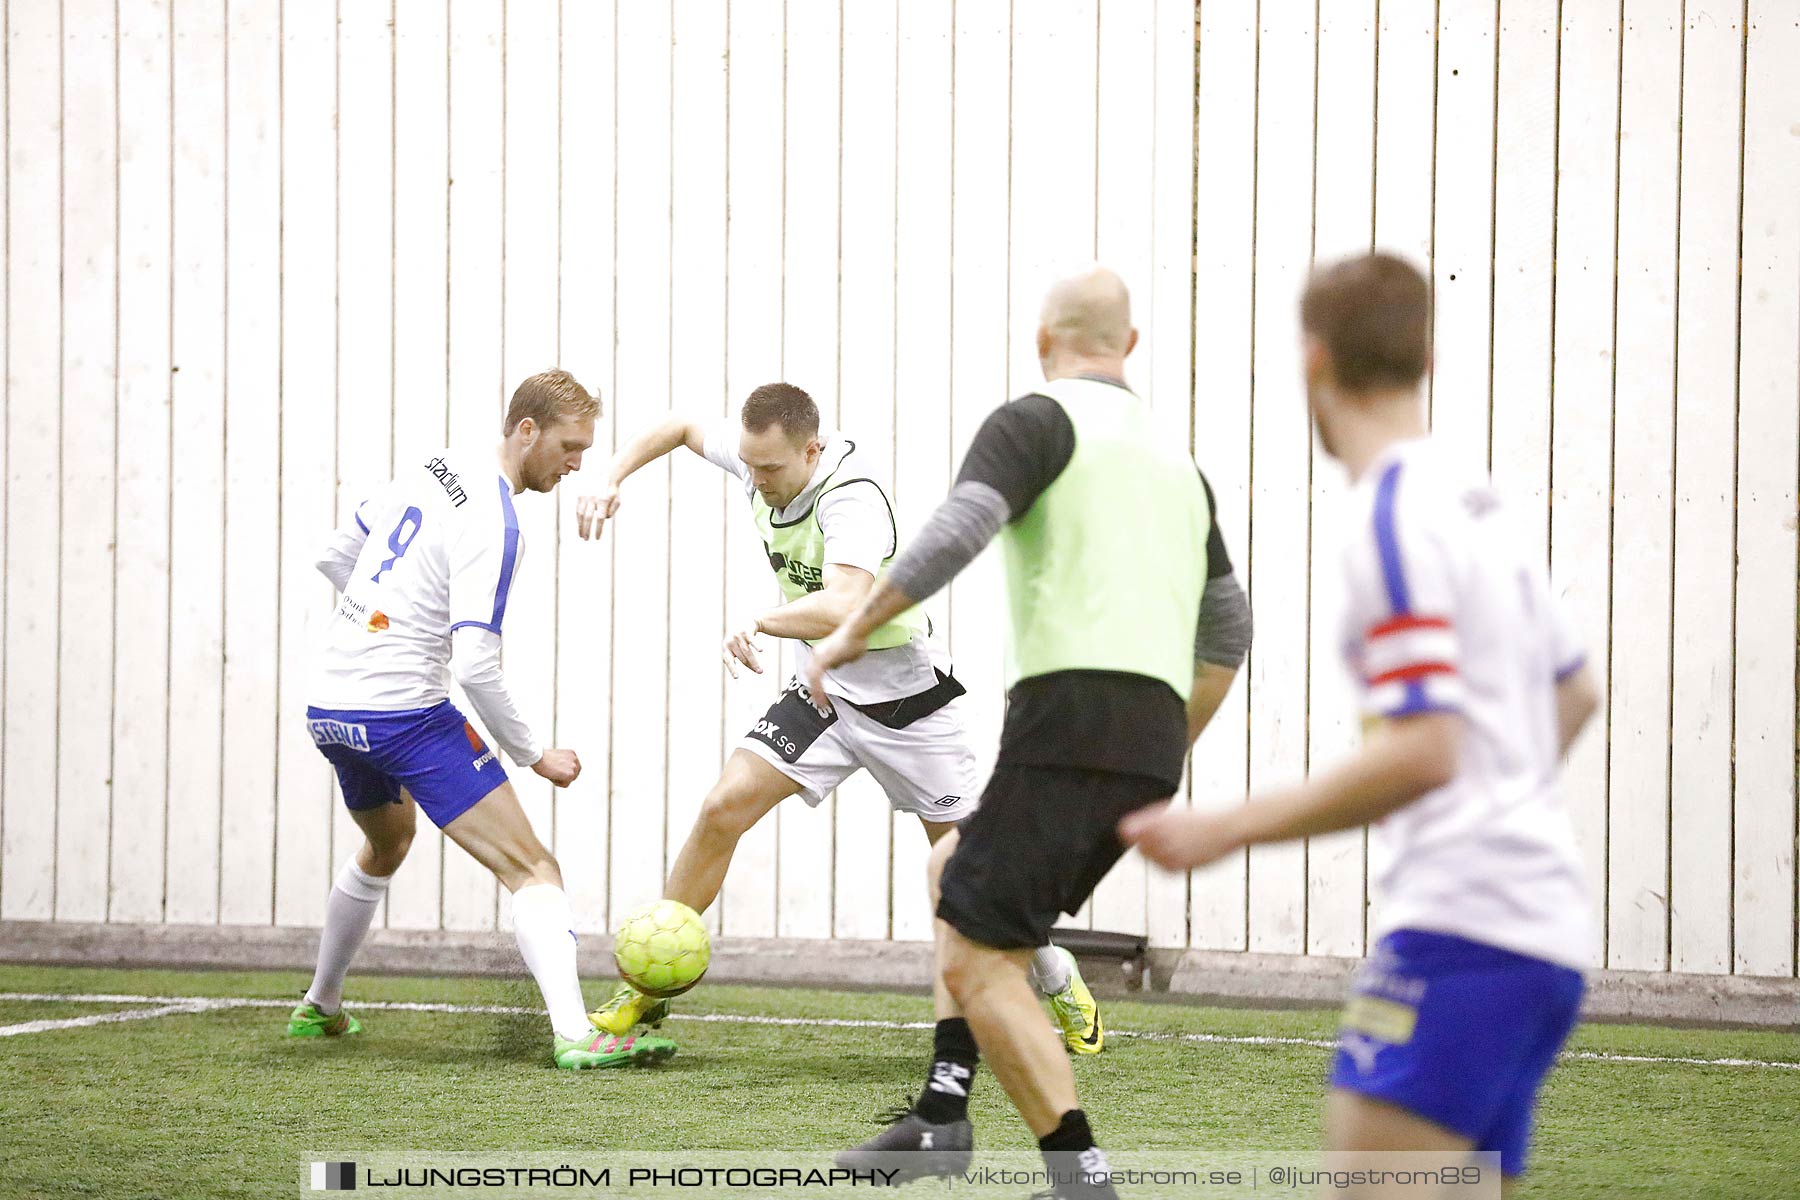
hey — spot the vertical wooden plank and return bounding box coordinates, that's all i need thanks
[440,0,503,930]
[2,1,60,922]
[331,0,396,910]
[110,0,174,925]
[933,0,1009,945]
[273,0,340,927]
[1007,0,1097,393]
[552,0,615,935]
[659,0,726,932]
[1089,0,1156,939]
[1605,0,1681,971]
[385,0,450,931]
[604,0,671,923]
[161,0,226,925]
[217,0,281,926]
[1373,0,1434,276]
[0,0,7,919]
[1244,1,1313,957]
[1668,0,1744,975]
[834,0,899,943]
[1732,0,1799,978]
[496,0,562,933]
[1489,0,1558,567]
[1186,0,1254,953]
[1143,0,1199,952]
[2,0,62,922]
[718,0,783,942]
[1306,0,1376,960]
[1548,0,1620,968]
[1429,0,1496,472]
[772,0,838,943]
[54,0,117,922]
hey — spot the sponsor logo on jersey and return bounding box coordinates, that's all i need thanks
[424,455,469,507]
[308,719,371,752]
[765,549,823,593]
[365,609,389,632]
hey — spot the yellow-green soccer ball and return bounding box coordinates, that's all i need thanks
[612,899,711,998]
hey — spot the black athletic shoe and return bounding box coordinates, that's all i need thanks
[836,1100,974,1184]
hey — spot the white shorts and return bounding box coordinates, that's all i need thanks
[739,675,979,822]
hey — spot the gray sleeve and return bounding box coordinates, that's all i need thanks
[1195,571,1253,669]
[883,480,1011,603]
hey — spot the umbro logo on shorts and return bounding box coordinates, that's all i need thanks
[933,795,962,807]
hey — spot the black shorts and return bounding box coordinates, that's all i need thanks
[935,763,1171,950]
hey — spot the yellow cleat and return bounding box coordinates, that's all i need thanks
[1044,947,1103,1055]
[588,981,671,1036]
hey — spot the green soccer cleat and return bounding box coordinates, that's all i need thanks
[588,981,671,1036]
[286,1000,363,1039]
[1044,947,1104,1055]
[553,1030,678,1070]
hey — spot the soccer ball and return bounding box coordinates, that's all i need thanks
[612,899,711,998]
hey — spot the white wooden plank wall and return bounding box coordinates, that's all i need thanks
[0,1,1793,981]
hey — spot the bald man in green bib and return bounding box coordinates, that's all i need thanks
[817,267,1251,1199]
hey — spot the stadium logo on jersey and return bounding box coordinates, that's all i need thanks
[423,455,469,507]
[308,720,371,753]
[309,1161,357,1191]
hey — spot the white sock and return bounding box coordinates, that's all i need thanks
[304,859,392,1014]
[510,883,592,1041]
[1029,945,1071,995]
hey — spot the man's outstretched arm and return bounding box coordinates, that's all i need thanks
[576,413,709,539]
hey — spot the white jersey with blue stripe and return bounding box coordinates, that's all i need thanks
[1341,437,1593,970]
[312,447,523,711]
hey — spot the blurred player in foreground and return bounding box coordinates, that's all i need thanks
[290,370,676,1071]
[575,384,1105,1052]
[815,266,1251,1198]
[1123,252,1597,1196]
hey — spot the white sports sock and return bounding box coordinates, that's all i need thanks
[1029,945,1071,995]
[510,883,592,1042]
[304,859,392,1015]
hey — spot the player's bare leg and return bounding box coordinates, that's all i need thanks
[443,782,674,1069]
[663,749,803,913]
[926,829,964,1021]
[920,823,1098,1051]
[940,928,1079,1137]
[1325,1090,1483,1199]
[290,793,419,1037]
[592,751,801,1036]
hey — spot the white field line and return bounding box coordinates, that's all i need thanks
[0,991,1794,1072]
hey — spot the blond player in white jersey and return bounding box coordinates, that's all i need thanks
[1124,253,1600,1195]
[289,369,676,1071]
[575,383,1106,1054]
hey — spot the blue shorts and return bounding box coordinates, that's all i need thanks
[306,701,507,830]
[1329,929,1584,1176]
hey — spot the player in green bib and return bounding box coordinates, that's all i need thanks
[576,383,1104,1052]
[815,267,1253,1198]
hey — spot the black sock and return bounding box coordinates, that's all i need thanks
[914,1017,979,1124]
[1037,1109,1096,1155]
